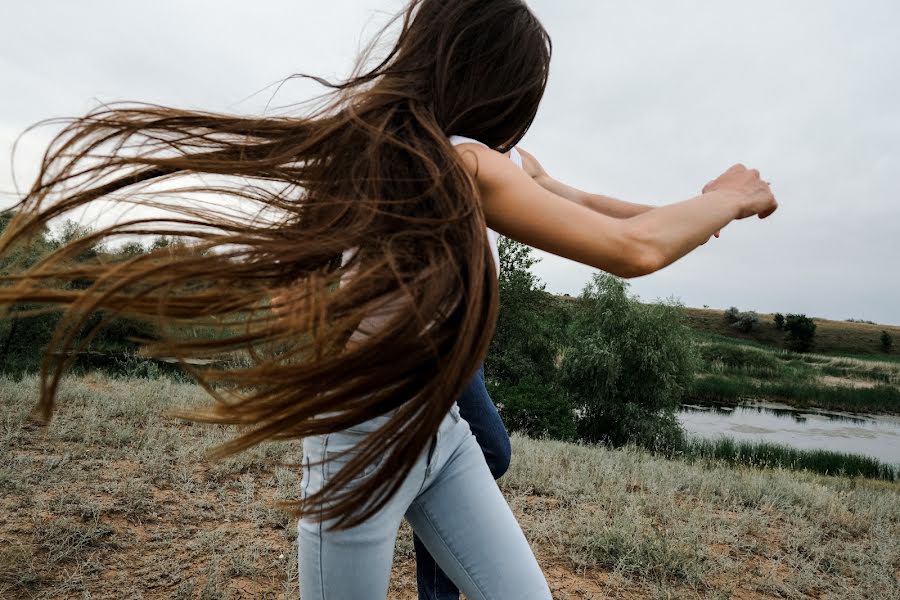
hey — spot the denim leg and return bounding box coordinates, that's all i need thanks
[456,366,511,480]
[414,365,511,600]
[298,424,428,600]
[406,416,550,600]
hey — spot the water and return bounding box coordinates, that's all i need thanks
[677,402,900,465]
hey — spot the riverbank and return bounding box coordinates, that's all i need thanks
[689,338,900,414]
[1,374,898,598]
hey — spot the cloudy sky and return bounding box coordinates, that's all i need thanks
[2,1,898,324]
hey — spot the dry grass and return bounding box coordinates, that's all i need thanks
[1,373,898,599]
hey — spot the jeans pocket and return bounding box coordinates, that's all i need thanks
[323,442,384,484]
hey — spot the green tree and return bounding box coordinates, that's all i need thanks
[0,211,64,372]
[731,311,759,333]
[486,237,559,385]
[784,314,816,353]
[559,274,697,451]
[1,213,159,374]
[881,331,894,353]
[773,313,785,330]
[487,376,576,441]
[485,238,575,439]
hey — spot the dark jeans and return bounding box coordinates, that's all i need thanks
[413,365,512,600]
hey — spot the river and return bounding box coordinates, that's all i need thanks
[677,402,900,465]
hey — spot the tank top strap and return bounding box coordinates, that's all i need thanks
[449,135,489,148]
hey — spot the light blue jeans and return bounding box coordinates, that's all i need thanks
[297,403,551,600]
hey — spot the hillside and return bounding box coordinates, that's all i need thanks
[683,307,900,357]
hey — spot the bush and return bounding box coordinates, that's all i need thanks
[773,313,785,330]
[881,331,894,353]
[698,342,783,373]
[488,377,576,442]
[730,311,759,333]
[723,306,758,333]
[0,214,163,374]
[559,274,698,451]
[784,314,817,353]
[486,238,560,386]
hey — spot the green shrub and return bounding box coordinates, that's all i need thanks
[486,238,561,386]
[560,274,697,451]
[697,342,788,378]
[723,306,758,333]
[880,331,893,353]
[784,314,817,352]
[723,306,741,324]
[488,377,576,442]
[730,311,759,333]
[773,313,785,330]
[679,437,897,481]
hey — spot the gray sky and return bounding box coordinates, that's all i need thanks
[1,1,898,324]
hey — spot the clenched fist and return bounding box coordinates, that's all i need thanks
[703,164,778,220]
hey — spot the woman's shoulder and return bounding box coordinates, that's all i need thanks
[448,137,522,189]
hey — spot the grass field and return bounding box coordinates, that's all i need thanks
[2,373,898,599]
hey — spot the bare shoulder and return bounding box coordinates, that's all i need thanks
[452,142,523,189]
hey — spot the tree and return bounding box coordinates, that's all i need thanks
[881,331,894,353]
[1,211,63,369]
[486,237,559,386]
[488,376,576,442]
[731,311,759,333]
[559,274,697,451]
[773,313,785,330]
[784,314,816,352]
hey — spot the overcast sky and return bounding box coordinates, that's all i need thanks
[1,1,898,324]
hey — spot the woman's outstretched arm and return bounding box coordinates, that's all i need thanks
[515,147,654,218]
[457,143,777,279]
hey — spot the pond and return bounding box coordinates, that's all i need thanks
[677,402,900,465]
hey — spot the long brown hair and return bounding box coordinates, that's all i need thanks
[0,0,551,529]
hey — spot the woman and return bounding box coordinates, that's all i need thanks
[0,0,776,598]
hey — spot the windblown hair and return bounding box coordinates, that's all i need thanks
[0,0,551,529]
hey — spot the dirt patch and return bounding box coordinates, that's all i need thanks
[2,375,898,599]
[818,375,879,389]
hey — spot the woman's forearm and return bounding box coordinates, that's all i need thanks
[627,190,742,272]
[535,175,653,218]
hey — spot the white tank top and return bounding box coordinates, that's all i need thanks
[343,136,523,342]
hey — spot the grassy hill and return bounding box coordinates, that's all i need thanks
[552,294,900,359]
[683,308,899,359]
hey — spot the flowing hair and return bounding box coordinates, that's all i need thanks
[0,0,551,529]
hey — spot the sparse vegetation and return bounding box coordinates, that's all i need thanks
[2,374,897,599]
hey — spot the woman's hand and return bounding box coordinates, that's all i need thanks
[515,147,548,182]
[702,164,778,220]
